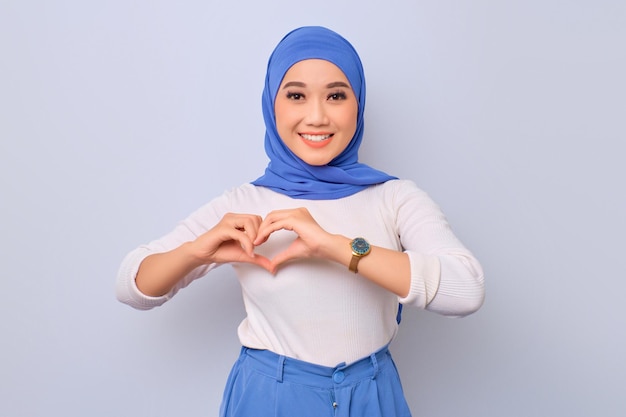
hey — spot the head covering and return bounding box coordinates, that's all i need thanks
[252,26,396,200]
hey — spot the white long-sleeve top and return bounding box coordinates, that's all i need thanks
[116,180,484,366]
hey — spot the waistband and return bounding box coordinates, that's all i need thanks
[238,345,392,388]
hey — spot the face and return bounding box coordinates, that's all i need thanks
[274,59,358,166]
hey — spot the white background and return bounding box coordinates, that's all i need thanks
[1,1,625,416]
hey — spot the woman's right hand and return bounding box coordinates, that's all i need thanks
[189,213,272,271]
[135,213,271,297]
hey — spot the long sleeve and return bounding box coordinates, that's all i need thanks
[115,192,231,310]
[115,182,484,365]
[392,181,485,317]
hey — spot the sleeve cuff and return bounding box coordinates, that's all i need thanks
[397,252,441,309]
[115,247,171,310]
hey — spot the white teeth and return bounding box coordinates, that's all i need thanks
[300,134,332,142]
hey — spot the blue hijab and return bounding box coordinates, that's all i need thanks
[252,26,396,200]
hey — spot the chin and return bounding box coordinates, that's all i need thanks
[302,158,332,166]
[291,149,334,166]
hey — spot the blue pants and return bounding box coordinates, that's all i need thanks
[219,345,412,417]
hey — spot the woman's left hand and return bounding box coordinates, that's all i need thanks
[254,207,412,297]
[253,207,333,273]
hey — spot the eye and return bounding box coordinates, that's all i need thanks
[286,91,304,100]
[328,91,347,101]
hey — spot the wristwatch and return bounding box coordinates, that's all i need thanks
[349,237,371,273]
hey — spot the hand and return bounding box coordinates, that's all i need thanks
[254,208,333,273]
[190,213,272,272]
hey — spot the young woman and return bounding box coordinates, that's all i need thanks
[116,26,485,417]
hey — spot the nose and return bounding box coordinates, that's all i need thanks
[305,100,329,126]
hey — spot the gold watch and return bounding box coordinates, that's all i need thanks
[349,237,371,273]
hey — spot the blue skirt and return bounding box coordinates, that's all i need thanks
[219,345,412,417]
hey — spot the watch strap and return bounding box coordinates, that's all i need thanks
[349,254,361,273]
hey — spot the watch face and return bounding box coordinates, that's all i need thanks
[351,237,371,256]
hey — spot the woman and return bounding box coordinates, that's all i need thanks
[117,26,485,417]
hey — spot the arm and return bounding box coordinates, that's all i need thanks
[116,208,272,309]
[253,208,412,296]
[135,213,272,297]
[297,228,456,315]
[134,242,206,297]
[393,181,485,316]
[253,181,484,317]
[315,234,412,297]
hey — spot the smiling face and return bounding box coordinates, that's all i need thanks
[274,59,358,166]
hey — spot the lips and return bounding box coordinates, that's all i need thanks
[300,133,333,142]
[299,133,334,148]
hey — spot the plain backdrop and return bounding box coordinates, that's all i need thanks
[1,1,625,416]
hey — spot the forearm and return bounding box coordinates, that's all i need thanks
[135,242,206,297]
[423,254,484,316]
[322,234,411,297]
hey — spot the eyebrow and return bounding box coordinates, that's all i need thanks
[281,81,352,89]
[326,81,351,89]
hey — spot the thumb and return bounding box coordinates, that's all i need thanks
[247,253,273,273]
[269,240,306,273]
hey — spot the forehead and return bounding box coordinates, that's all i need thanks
[280,59,349,84]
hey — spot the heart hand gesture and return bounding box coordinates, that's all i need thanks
[190,213,272,272]
[253,207,336,274]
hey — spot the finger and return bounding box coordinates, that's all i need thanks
[223,214,262,255]
[220,227,257,258]
[232,214,263,240]
[250,254,273,273]
[254,211,300,245]
[227,244,273,273]
[258,209,298,229]
[254,219,292,246]
[269,240,308,272]
[269,249,294,271]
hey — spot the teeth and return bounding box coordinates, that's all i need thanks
[300,134,332,142]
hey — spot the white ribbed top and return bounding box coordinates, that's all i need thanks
[116,180,484,366]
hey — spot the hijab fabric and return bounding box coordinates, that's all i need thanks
[252,26,396,200]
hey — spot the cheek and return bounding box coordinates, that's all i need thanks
[274,100,284,125]
[274,102,289,137]
[342,104,358,134]
[274,100,298,132]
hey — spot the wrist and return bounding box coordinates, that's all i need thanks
[180,241,211,268]
[348,237,371,273]
[321,234,353,267]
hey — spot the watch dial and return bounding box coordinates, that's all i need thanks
[352,238,370,255]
